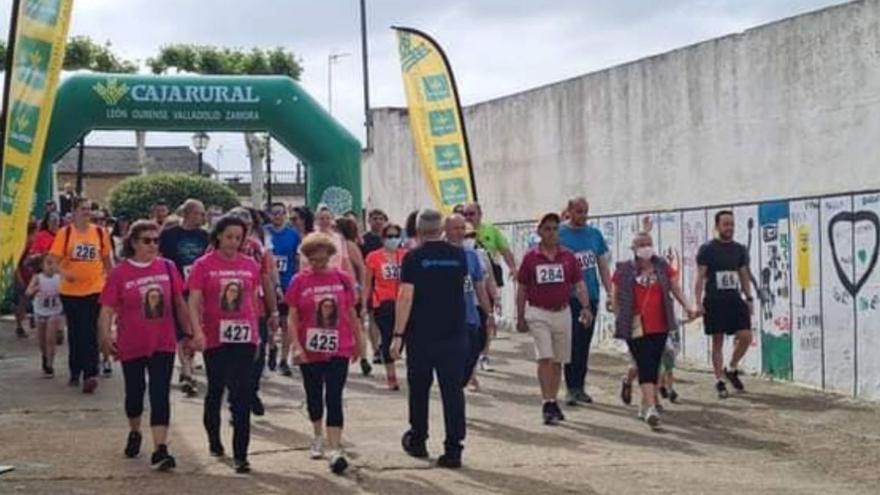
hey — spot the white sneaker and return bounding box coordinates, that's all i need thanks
[644,406,661,429]
[478,355,494,372]
[309,437,324,460]
[328,449,348,475]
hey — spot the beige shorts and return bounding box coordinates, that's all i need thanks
[526,305,571,363]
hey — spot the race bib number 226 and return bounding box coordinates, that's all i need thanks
[72,243,98,261]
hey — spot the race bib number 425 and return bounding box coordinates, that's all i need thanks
[220,320,252,344]
[536,264,565,284]
[716,271,741,291]
[72,243,98,261]
[306,328,339,353]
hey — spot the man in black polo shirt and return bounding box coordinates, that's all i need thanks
[390,209,468,469]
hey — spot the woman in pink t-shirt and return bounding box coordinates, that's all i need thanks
[286,232,364,475]
[98,220,199,472]
[187,214,272,474]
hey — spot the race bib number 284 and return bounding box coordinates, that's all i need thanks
[536,264,565,284]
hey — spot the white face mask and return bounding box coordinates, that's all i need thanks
[636,246,654,260]
[384,238,401,250]
[463,239,477,250]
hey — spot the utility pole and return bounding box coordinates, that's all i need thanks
[328,52,351,115]
[359,0,372,150]
[265,135,273,208]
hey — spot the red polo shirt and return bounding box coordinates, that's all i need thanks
[517,247,581,310]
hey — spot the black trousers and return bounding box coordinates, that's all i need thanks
[407,335,468,454]
[121,352,175,426]
[627,333,669,384]
[204,344,257,462]
[252,318,269,394]
[300,358,350,427]
[463,323,484,388]
[60,294,100,380]
[372,301,396,363]
[565,299,598,392]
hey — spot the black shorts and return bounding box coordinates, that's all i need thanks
[703,298,751,336]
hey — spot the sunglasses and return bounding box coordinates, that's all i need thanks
[271,210,286,216]
[138,236,160,245]
[385,234,401,239]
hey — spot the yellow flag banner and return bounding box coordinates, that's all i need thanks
[393,27,477,215]
[0,0,74,293]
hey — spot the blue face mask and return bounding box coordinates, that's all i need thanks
[384,237,401,250]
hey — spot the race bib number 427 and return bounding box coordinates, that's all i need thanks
[536,264,565,284]
[716,271,741,291]
[306,328,339,353]
[220,320,252,344]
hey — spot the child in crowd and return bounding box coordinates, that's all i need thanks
[25,254,64,378]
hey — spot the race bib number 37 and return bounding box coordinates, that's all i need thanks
[220,320,252,344]
[536,264,565,284]
[716,271,741,291]
[306,328,339,353]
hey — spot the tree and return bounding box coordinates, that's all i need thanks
[147,44,303,207]
[108,173,239,220]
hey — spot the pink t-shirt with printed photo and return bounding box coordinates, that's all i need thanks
[188,251,261,350]
[285,269,356,362]
[99,257,183,362]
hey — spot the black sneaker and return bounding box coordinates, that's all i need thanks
[68,377,80,388]
[620,380,633,405]
[668,387,679,403]
[543,402,558,426]
[102,360,112,377]
[372,350,382,364]
[178,373,186,384]
[181,378,198,398]
[56,331,64,346]
[329,451,349,475]
[151,445,176,471]
[15,327,27,338]
[45,365,54,378]
[551,401,565,421]
[716,380,729,399]
[724,367,745,392]
[279,361,293,377]
[401,430,428,458]
[124,431,142,458]
[209,438,225,457]
[437,453,462,469]
[234,459,251,474]
[659,386,669,399]
[267,344,278,371]
[360,358,373,377]
[252,395,265,416]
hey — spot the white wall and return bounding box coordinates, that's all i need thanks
[364,0,880,225]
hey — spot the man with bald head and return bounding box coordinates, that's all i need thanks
[390,209,469,469]
[559,196,612,406]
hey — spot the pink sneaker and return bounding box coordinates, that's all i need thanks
[83,377,98,394]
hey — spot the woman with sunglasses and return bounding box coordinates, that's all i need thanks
[98,220,201,471]
[188,215,273,474]
[286,232,364,474]
[364,224,407,389]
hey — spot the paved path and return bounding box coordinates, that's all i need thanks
[1,320,879,494]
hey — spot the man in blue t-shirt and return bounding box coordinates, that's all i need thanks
[445,215,496,390]
[264,202,302,376]
[558,196,612,406]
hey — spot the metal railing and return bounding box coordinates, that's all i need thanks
[212,170,304,185]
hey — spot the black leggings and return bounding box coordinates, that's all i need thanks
[627,333,669,384]
[300,358,349,427]
[60,294,100,380]
[121,352,175,426]
[204,344,257,461]
[372,301,396,363]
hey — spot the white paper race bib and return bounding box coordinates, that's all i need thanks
[716,271,741,291]
[464,275,474,294]
[41,295,60,309]
[381,263,400,280]
[536,264,565,284]
[275,257,289,273]
[219,320,252,344]
[575,251,596,272]
[72,243,98,261]
[305,328,339,353]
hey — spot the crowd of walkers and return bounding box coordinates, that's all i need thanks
[11,193,757,473]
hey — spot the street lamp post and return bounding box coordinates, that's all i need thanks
[328,52,351,115]
[191,132,210,176]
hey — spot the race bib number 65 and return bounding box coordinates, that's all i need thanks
[536,264,565,284]
[716,271,741,291]
[220,320,252,344]
[306,328,339,353]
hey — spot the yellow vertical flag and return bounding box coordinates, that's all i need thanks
[0,0,74,293]
[393,27,477,215]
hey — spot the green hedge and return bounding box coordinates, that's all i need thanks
[107,173,240,219]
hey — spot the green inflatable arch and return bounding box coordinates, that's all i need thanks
[36,73,361,213]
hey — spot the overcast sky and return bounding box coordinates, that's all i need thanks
[0,0,848,172]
